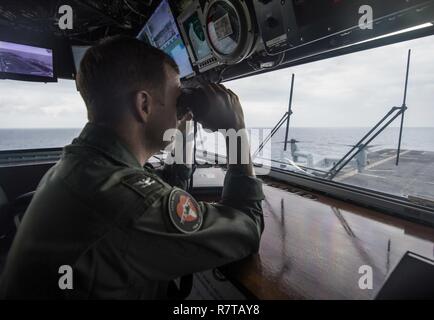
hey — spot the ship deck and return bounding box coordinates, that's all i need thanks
[335,149,434,201]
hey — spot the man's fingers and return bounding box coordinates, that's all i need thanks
[202,83,233,99]
[227,88,239,100]
[214,83,231,95]
[203,83,229,107]
[200,83,217,101]
[210,83,224,96]
[215,84,238,100]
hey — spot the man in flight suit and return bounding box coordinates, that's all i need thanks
[0,36,264,299]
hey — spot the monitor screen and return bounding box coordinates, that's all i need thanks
[0,40,54,78]
[137,0,194,78]
[182,12,212,62]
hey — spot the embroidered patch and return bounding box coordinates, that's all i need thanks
[122,174,164,199]
[168,189,203,234]
[133,177,155,188]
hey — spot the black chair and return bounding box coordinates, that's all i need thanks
[11,191,35,227]
[0,188,35,272]
[0,186,14,273]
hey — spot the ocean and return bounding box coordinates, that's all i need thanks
[0,128,82,151]
[0,127,433,165]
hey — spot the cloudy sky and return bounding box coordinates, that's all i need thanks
[0,35,433,129]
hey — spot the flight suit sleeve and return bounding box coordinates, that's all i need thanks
[123,167,264,281]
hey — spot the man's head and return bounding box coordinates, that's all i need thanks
[76,36,181,154]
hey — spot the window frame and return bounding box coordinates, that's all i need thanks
[195,149,434,227]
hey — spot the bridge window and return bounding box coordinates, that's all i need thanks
[0,79,86,151]
[199,35,434,203]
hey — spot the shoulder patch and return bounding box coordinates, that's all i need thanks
[122,174,166,200]
[168,189,203,234]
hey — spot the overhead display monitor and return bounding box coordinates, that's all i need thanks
[177,1,220,73]
[182,11,212,62]
[137,0,194,78]
[0,40,55,81]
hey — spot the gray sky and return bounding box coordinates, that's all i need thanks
[227,35,434,128]
[0,35,433,128]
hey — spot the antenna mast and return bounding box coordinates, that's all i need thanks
[396,49,411,166]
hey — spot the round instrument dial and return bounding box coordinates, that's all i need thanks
[204,0,256,64]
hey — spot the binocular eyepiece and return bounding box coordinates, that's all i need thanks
[176,87,209,120]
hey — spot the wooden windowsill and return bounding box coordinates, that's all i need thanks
[219,184,434,299]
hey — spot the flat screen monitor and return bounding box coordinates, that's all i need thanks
[182,11,212,62]
[376,251,434,299]
[0,40,54,80]
[137,0,194,78]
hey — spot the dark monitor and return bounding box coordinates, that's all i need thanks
[376,251,434,299]
[137,0,195,79]
[0,40,55,82]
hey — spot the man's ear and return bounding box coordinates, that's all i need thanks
[133,90,151,124]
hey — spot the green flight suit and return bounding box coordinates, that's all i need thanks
[0,122,264,299]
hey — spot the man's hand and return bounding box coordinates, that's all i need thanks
[198,84,254,176]
[194,83,245,132]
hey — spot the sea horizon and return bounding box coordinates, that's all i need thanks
[1,127,434,160]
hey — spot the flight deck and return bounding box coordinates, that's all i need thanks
[335,149,434,201]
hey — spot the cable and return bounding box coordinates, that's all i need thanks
[123,0,147,17]
[247,51,286,71]
[218,65,232,83]
[219,51,285,82]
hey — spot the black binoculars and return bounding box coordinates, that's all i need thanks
[176,87,209,120]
